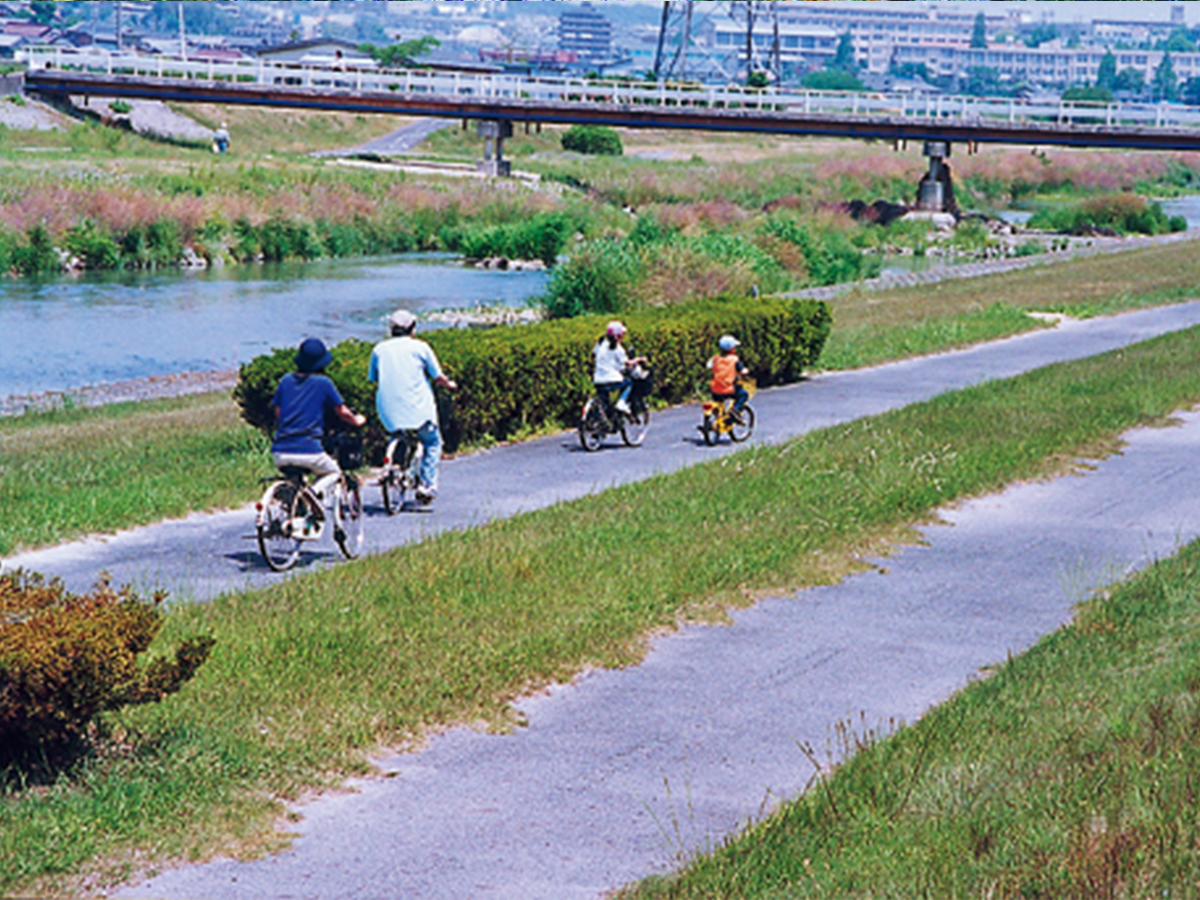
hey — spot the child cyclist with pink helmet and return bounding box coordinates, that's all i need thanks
[592,320,647,417]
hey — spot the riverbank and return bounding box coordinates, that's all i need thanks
[0,369,237,418]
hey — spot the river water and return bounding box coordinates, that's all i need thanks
[0,254,550,398]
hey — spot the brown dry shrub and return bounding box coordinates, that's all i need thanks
[0,570,214,757]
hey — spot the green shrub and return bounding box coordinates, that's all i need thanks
[0,570,214,758]
[121,220,183,268]
[12,226,60,276]
[233,297,831,453]
[443,211,573,265]
[1028,194,1179,236]
[561,124,624,156]
[541,238,643,318]
[65,219,121,270]
[762,217,880,285]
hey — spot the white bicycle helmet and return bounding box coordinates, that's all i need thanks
[606,320,627,339]
[718,335,740,352]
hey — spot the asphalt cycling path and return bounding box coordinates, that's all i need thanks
[7,300,1200,900]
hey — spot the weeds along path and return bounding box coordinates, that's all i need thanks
[9,299,1200,603]
[106,305,1200,900]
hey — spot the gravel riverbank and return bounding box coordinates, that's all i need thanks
[0,369,238,418]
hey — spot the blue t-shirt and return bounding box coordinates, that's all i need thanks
[271,372,344,455]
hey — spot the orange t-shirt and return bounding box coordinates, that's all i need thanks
[709,354,740,395]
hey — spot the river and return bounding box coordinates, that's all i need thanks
[0,254,550,399]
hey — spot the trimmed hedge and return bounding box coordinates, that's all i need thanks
[234,297,831,457]
[0,570,214,757]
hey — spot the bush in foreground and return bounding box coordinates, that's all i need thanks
[0,570,214,759]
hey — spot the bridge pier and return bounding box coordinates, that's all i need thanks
[915,140,958,216]
[476,119,512,177]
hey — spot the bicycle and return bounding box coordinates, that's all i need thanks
[255,433,366,572]
[378,429,423,515]
[699,378,757,446]
[579,366,652,452]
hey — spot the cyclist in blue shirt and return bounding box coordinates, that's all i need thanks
[271,337,366,502]
[368,309,457,505]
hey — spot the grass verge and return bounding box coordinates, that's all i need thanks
[819,237,1200,371]
[0,393,270,556]
[6,326,1200,894]
[622,525,1200,899]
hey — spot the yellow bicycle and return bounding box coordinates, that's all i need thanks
[699,378,756,446]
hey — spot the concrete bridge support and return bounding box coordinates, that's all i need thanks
[476,119,512,177]
[915,140,959,216]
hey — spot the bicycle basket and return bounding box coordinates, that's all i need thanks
[629,364,654,399]
[330,433,364,470]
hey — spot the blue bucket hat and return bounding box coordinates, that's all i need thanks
[295,337,332,373]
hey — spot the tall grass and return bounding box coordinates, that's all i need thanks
[8,326,1200,893]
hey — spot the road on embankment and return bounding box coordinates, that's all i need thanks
[10,300,1200,900]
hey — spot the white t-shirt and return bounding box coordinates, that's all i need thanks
[593,341,628,384]
[368,336,444,432]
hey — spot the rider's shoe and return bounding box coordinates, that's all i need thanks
[415,486,437,506]
[615,398,631,414]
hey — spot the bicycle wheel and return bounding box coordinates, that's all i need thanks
[333,478,365,560]
[729,404,756,443]
[620,405,650,447]
[579,398,605,452]
[257,480,303,572]
[381,438,404,515]
[700,412,717,446]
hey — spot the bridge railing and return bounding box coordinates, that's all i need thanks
[20,46,1200,133]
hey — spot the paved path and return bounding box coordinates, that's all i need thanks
[11,301,1200,899]
[318,117,457,158]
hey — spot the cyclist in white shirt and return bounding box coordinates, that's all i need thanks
[592,320,646,416]
[368,310,457,505]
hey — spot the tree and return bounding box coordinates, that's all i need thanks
[360,36,440,68]
[1183,76,1200,107]
[971,13,987,50]
[1063,85,1113,104]
[1024,23,1059,49]
[1114,66,1146,96]
[29,0,56,25]
[1154,53,1178,101]
[802,69,864,92]
[1096,49,1117,91]
[964,67,1009,97]
[829,31,856,74]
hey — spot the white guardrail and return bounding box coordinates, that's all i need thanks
[21,45,1200,131]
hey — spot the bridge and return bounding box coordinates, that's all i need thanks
[21,46,1200,207]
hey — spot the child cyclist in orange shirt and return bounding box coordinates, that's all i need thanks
[708,335,749,412]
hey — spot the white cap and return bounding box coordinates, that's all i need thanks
[389,309,417,331]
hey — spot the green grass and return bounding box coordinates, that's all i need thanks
[0,393,270,556]
[622,524,1200,900]
[7,326,1200,894]
[818,237,1200,372]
